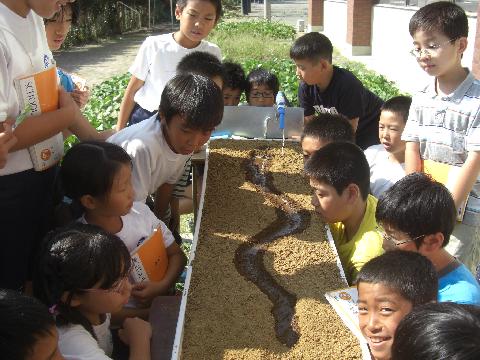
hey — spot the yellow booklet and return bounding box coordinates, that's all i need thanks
[423,159,467,222]
[130,227,169,283]
[14,64,63,171]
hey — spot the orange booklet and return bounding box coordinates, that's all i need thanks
[423,159,467,222]
[14,64,63,171]
[130,227,169,283]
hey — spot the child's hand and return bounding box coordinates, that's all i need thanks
[0,122,17,169]
[59,88,82,122]
[70,88,90,109]
[118,317,152,346]
[131,281,164,306]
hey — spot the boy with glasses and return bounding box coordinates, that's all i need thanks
[403,1,480,273]
[376,172,480,305]
[290,32,383,150]
[246,68,280,107]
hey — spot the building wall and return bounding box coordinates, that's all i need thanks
[322,0,477,93]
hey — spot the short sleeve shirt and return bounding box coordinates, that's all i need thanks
[130,33,222,112]
[0,4,54,175]
[298,66,384,150]
[79,202,175,252]
[402,71,480,226]
[329,194,384,284]
[107,114,191,202]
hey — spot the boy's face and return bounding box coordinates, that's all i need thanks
[412,29,465,79]
[380,223,422,253]
[223,87,242,106]
[248,84,275,107]
[358,282,413,360]
[45,4,73,51]
[293,58,323,85]
[175,0,217,47]
[26,326,64,360]
[301,136,329,163]
[310,178,351,223]
[28,0,72,18]
[378,110,406,157]
[163,115,213,155]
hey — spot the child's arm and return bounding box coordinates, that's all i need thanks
[131,242,187,305]
[116,75,145,131]
[153,183,175,221]
[404,141,422,174]
[449,151,480,209]
[9,89,101,151]
[0,121,16,168]
[118,317,152,360]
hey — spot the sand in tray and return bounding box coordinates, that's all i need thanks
[181,140,362,360]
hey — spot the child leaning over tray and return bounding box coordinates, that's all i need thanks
[60,141,187,322]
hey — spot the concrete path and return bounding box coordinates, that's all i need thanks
[54,23,174,87]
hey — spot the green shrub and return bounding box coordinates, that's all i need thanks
[64,73,130,150]
[212,19,296,40]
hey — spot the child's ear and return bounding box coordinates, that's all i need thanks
[345,183,360,203]
[422,232,444,251]
[175,5,183,20]
[80,195,97,210]
[457,37,468,55]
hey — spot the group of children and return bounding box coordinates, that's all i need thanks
[299,2,480,358]
[1,0,480,359]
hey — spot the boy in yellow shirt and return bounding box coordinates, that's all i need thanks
[304,141,383,284]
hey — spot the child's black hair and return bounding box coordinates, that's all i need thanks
[159,73,224,131]
[304,141,370,200]
[301,113,355,143]
[176,0,223,22]
[409,1,468,40]
[392,302,480,360]
[245,68,280,100]
[45,1,80,25]
[376,173,456,248]
[0,289,55,360]
[356,251,438,306]
[223,61,246,91]
[33,223,131,340]
[61,141,132,201]
[380,96,412,124]
[56,141,131,227]
[177,51,225,86]
[289,32,333,63]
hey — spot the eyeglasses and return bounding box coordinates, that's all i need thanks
[79,276,130,294]
[377,227,425,247]
[250,91,274,99]
[409,38,457,58]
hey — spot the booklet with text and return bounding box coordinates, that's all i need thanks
[14,64,63,171]
[130,227,169,283]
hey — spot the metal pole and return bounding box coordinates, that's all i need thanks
[170,0,175,31]
[148,0,151,28]
[264,0,271,21]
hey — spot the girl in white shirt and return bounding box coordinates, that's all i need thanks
[59,141,187,318]
[33,223,152,360]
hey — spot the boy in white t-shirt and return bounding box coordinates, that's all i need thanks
[115,0,223,130]
[108,73,224,223]
[364,96,411,198]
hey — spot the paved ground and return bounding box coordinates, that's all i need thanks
[55,1,308,87]
[55,23,174,86]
